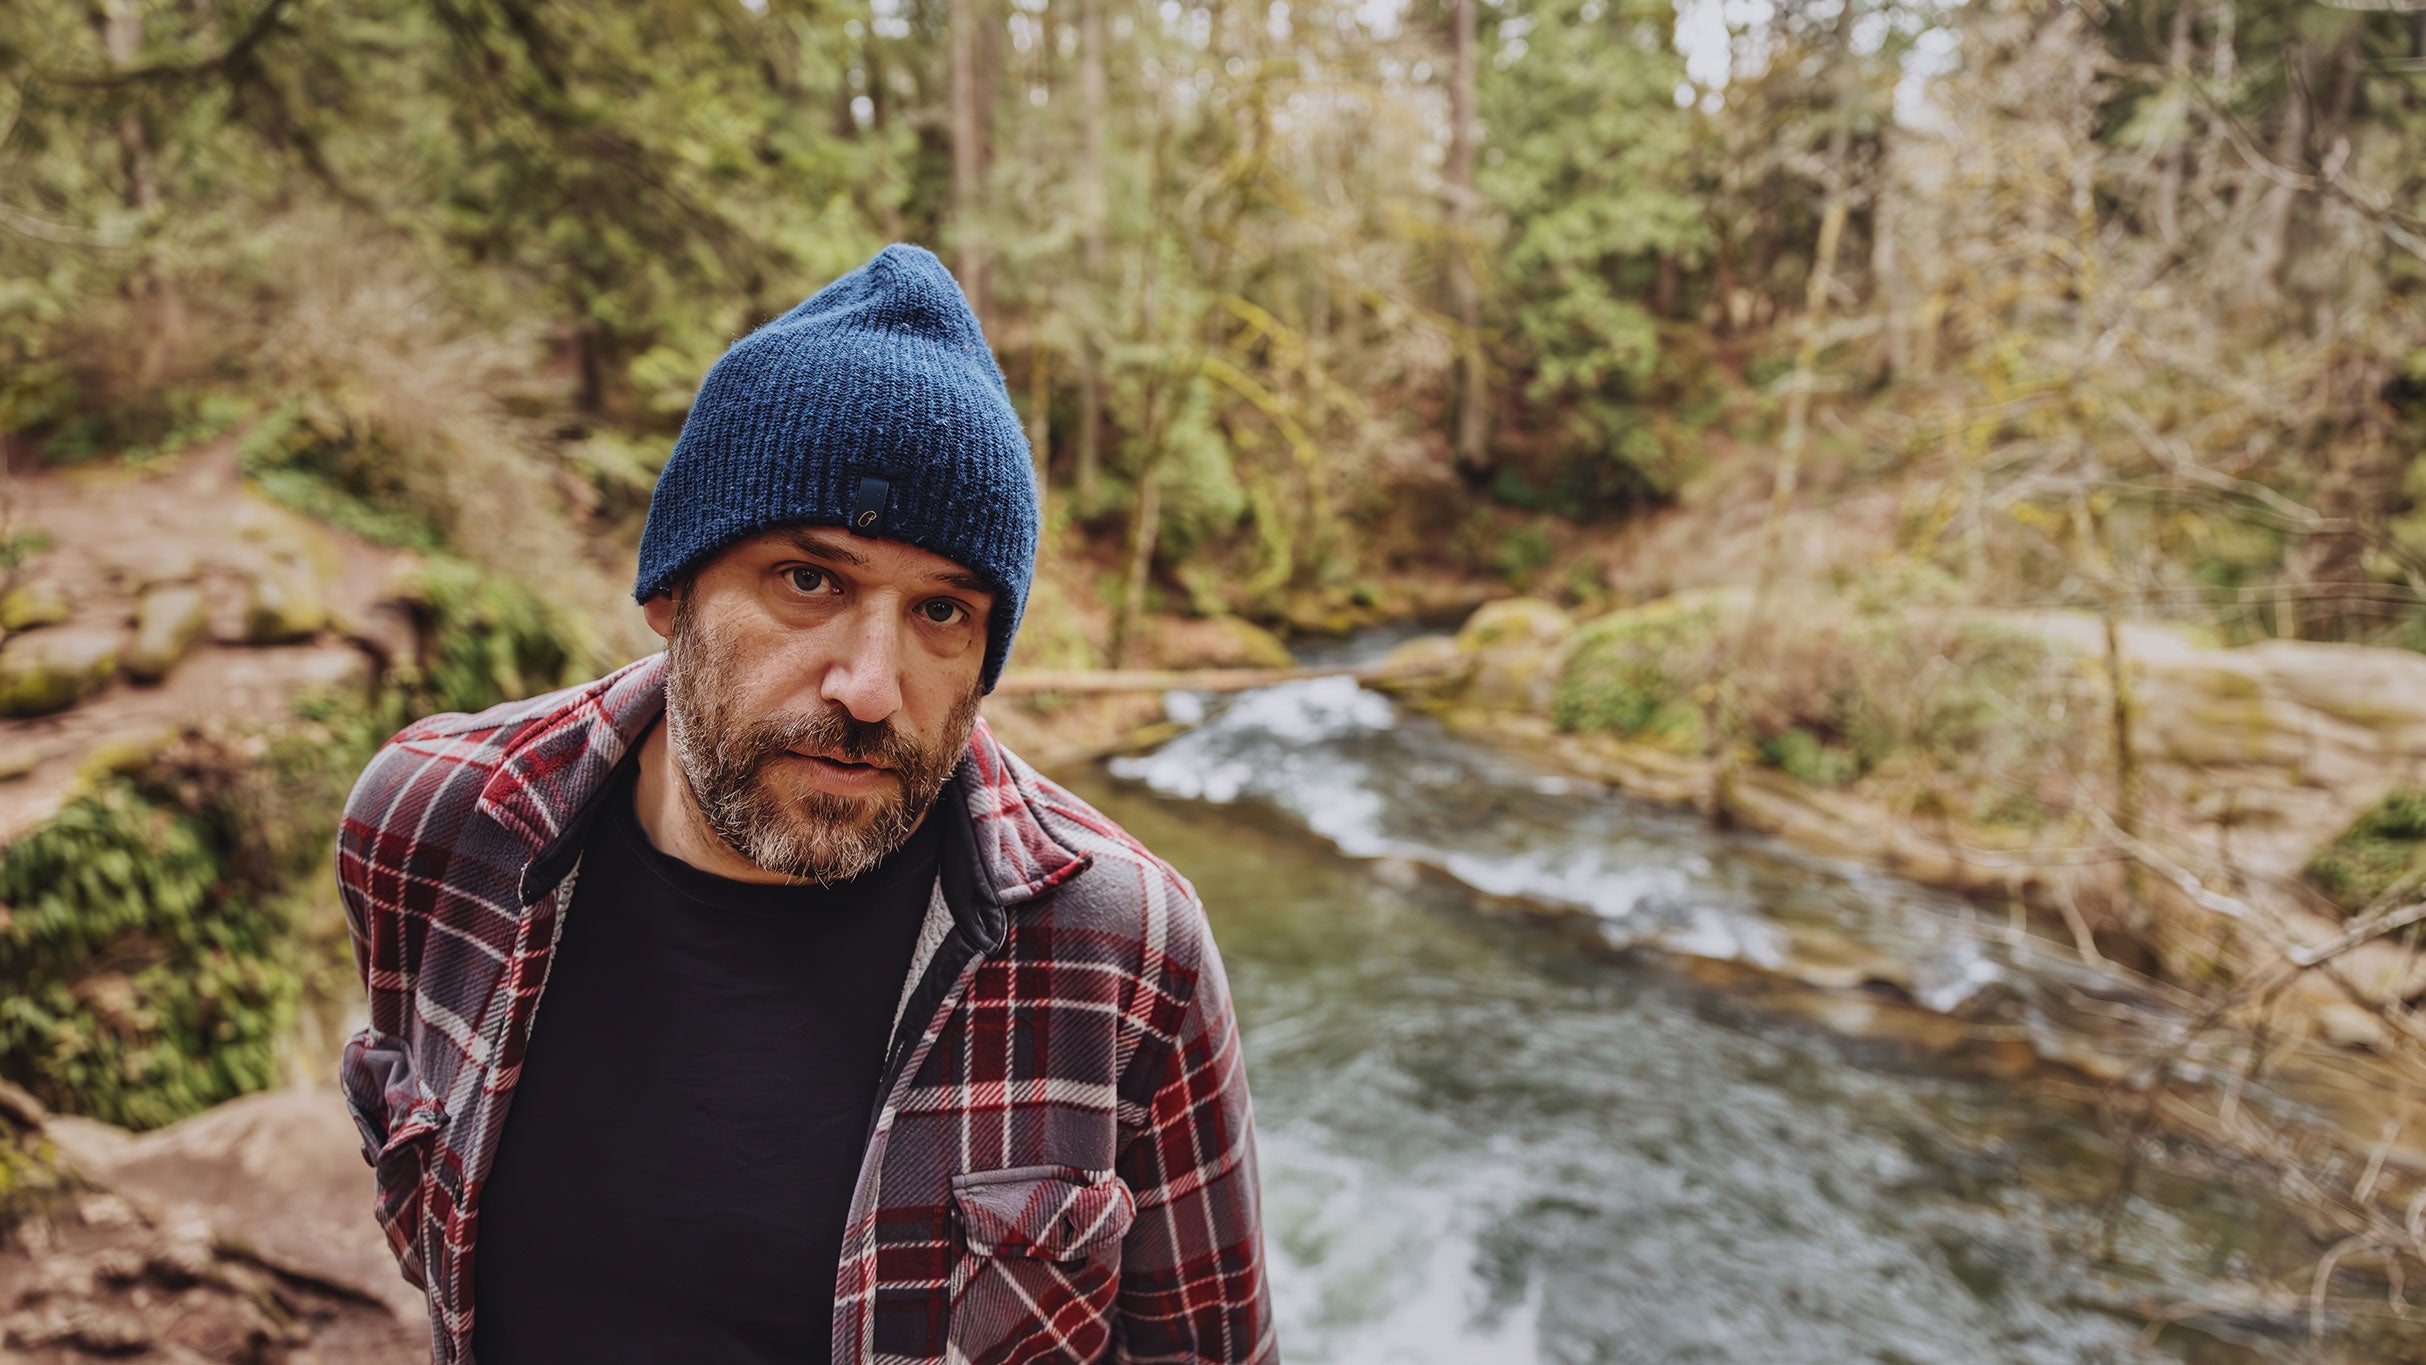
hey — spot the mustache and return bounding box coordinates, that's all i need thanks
[723,701,924,774]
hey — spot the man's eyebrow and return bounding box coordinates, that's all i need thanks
[780,529,867,566]
[780,528,993,599]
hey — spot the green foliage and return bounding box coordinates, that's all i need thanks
[409,556,599,715]
[1481,0,1711,510]
[39,388,252,469]
[1552,603,1719,747]
[1495,523,1556,585]
[0,682,408,1132]
[1152,380,1249,560]
[0,783,296,1130]
[1757,725,1860,786]
[0,529,53,575]
[568,430,675,528]
[2308,787,2426,914]
[1750,616,2066,787]
[0,1113,67,1230]
[239,397,446,551]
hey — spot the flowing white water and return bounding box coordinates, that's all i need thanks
[1076,654,2410,1364]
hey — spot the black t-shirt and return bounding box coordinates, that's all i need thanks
[471,747,944,1365]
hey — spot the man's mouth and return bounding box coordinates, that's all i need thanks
[786,748,895,775]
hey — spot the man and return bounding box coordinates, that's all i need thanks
[334,243,1274,1365]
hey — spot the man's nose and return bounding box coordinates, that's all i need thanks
[817,604,906,724]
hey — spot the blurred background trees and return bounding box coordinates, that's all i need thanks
[1,0,2422,651]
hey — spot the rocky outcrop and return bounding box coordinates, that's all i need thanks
[0,1086,420,1364]
[0,580,70,632]
[242,567,328,645]
[1396,596,2426,1034]
[0,629,121,718]
[124,586,206,684]
[0,439,415,844]
[1450,596,1571,713]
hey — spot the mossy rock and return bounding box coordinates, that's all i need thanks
[1451,599,1576,713]
[127,583,207,683]
[0,628,120,717]
[1211,616,1295,669]
[243,567,326,643]
[2309,786,2426,918]
[0,579,69,632]
[1550,600,1722,740]
[1455,597,1572,653]
[1278,589,1363,637]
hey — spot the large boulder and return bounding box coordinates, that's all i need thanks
[1363,634,1469,701]
[125,583,207,683]
[0,627,120,717]
[1453,597,1574,713]
[0,578,69,632]
[1454,596,1572,654]
[242,566,326,644]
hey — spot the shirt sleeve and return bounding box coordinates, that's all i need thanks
[332,740,434,1293]
[1113,902,1277,1364]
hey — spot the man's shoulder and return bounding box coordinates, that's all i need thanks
[338,666,636,860]
[975,729,1217,973]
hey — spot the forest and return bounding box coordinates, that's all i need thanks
[7,0,2426,1356]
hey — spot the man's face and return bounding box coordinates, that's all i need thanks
[643,524,995,883]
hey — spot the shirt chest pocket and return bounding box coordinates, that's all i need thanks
[947,1165,1136,1363]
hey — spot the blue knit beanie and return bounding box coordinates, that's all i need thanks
[633,243,1038,691]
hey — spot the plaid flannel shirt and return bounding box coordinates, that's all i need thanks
[334,652,1275,1364]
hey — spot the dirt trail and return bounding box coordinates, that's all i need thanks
[0,439,416,844]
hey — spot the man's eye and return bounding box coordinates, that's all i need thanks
[921,599,964,625]
[786,566,838,594]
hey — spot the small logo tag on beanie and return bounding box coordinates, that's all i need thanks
[850,476,891,535]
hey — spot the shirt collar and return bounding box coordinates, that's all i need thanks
[478,652,1088,917]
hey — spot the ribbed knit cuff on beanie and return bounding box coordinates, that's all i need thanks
[632,243,1039,692]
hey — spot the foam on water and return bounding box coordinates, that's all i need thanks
[1078,664,2409,1363]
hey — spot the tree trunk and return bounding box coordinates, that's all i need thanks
[2102,609,2149,928]
[2153,0,2192,248]
[1077,371,1103,505]
[1445,0,1487,472]
[1872,136,1910,381]
[2248,41,2307,300]
[1751,117,1852,620]
[94,0,185,392]
[1074,0,1109,505]
[950,0,987,313]
[1109,467,1160,668]
[1027,341,1051,537]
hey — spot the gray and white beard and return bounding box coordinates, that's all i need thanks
[661,595,980,885]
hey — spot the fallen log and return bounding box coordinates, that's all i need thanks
[992,655,1454,696]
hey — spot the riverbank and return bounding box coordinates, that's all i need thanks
[1340,593,2426,1286]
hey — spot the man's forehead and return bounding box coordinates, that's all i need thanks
[745,523,994,598]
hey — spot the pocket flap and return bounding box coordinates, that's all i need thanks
[950,1166,1136,1260]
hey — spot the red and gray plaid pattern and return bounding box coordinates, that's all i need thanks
[335,652,1275,1364]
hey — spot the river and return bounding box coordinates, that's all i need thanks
[1063,634,2418,1365]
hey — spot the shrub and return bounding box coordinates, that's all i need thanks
[1551,602,1720,747]
[1730,610,2074,792]
[0,783,297,1130]
[240,396,446,551]
[2309,787,2426,914]
[0,706,399,1131]
[1496,524,1556,586]
[408,555,601,715]
[1757,725,1860,786]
